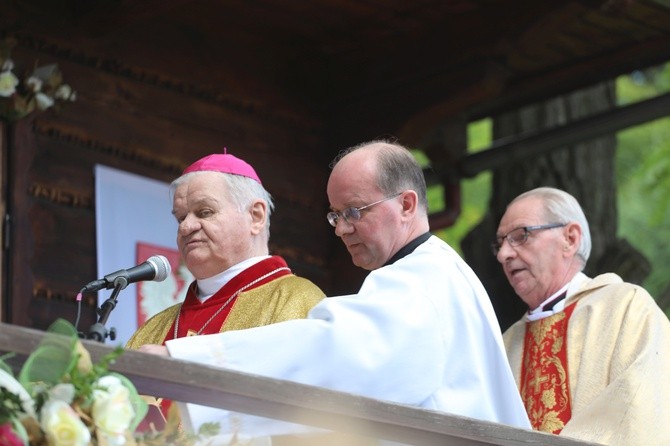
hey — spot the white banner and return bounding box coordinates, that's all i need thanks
[94,165,182,346]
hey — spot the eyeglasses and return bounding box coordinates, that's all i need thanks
[327,193,401,227]
[491,223,566,256]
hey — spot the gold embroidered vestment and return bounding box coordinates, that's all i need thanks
[520,302,577,433]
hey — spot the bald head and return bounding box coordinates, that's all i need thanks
[327,141,429,270]
[332,141,429,213]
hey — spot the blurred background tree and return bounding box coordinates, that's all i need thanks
[616,61,670,310]
[418,60,670,319]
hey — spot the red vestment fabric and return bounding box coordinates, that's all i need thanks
[519,301,578,433]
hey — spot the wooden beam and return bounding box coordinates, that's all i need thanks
[0,323,597,446]
[470,35,670,120]
[458,92,670,178]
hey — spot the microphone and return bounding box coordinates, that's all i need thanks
[82,255,172,292]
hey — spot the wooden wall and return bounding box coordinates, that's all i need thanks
[1,41,359,332]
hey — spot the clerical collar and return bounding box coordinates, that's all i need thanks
[527,272,589,321]
[197,255,271,300]
[384,232,432,266]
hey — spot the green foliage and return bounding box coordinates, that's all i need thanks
[434,172,491,255]
[438,119,493,253]
[68,346,125,410]
[0,388,25,423]
[420,65,670,310]
[417,64,670,310]
[616,63,670,303]
[415,120,492,255]
[467,118,493,151]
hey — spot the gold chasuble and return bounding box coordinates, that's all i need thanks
[126,256,324,425]
[126,256,324,348]
[504,273,670,445]
[520,302,577,433]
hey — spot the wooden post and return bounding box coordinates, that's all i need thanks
[0,121,5,322]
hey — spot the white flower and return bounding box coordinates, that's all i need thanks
[25,75,42,93]
[0,368,36,418]
[1,58,13,71]
[92,375,135,444]
[40,399,91,446]
[49,383,76,404]
[54,84,73,100]
[35,92,55,110]
[0,70,19,97]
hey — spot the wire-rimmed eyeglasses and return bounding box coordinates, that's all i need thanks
[491,223,567,256]
[327,193,401,227]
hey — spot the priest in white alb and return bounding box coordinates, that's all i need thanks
[140,141,531,442]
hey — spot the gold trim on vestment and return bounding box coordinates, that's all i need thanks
[521,306,574,433]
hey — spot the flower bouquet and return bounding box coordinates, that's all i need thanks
[0,37,76,122]
[0,319,147,445]
[0,319,219,446]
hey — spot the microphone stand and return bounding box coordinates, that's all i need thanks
[85,276,128,343]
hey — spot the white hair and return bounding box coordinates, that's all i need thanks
[511,187,592,267]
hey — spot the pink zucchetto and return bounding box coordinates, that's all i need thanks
[183,152,262,184]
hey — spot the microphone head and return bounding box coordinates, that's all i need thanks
[147,255,172,282]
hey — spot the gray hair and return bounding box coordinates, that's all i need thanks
[171,171,274,240]
[511,187,591,267]
[332,140,429,213]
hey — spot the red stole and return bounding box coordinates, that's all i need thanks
[520,301,578,434]
[164,256,291,342]
[153,256,291,422]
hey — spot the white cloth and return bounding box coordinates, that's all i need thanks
[167,236,531,438]
[527,272,589,321]
[197,255,270,300]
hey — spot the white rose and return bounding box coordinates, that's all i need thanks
[49,383,76,404]
[92,375,135,442]
[0,71,19,97]
[1,59,14,71]
[35,92,55,110]
[0,368,36,418]
[54,84,73,100]
[25,76,42,93]
[40,399,91,446]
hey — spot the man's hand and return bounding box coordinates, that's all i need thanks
[138,344,169,356]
